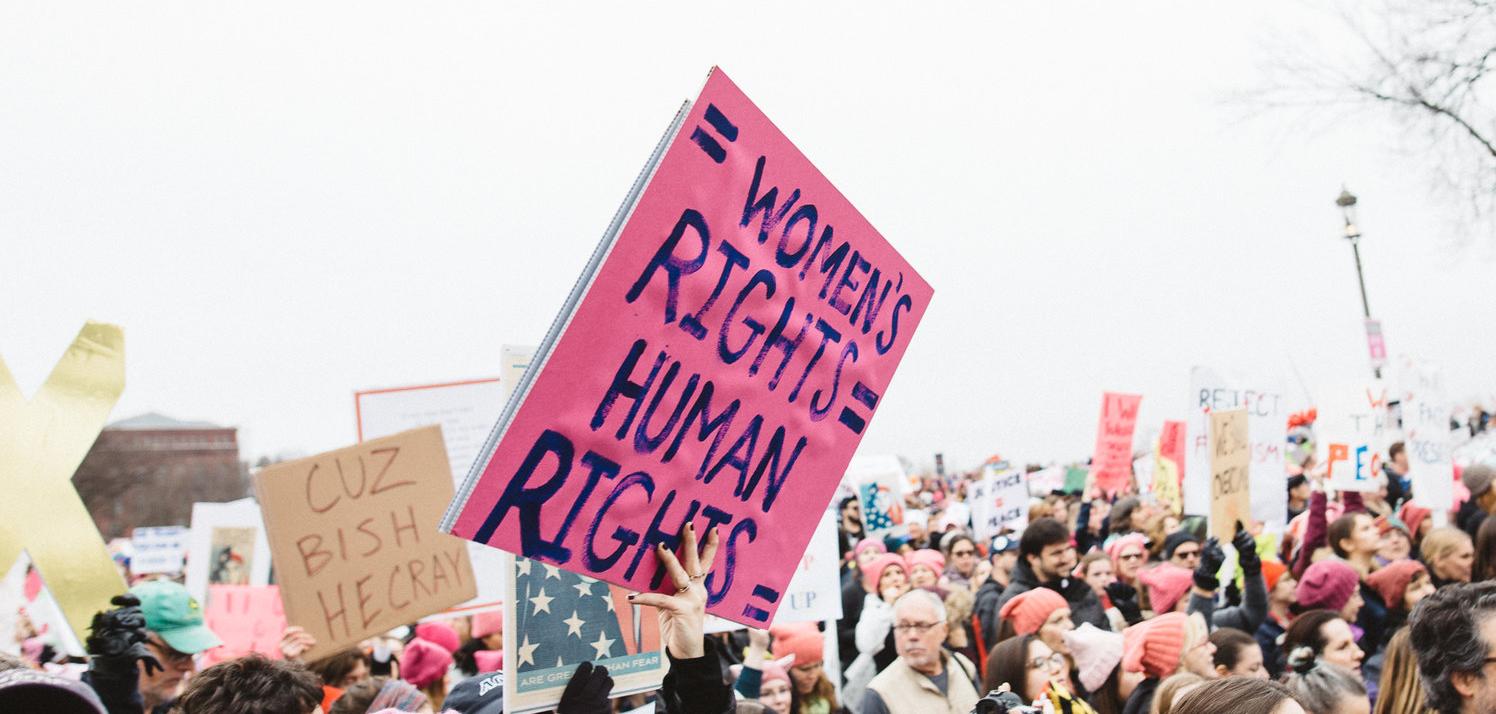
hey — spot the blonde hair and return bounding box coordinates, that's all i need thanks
[1374,628,1431,714]
[1151,672,1205,714]
[944,586,974,625]
[1421,526,1472,564]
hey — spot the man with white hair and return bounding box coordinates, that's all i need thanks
[861,589,980,713]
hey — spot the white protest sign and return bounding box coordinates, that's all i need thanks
[1026,466,1063,496]
[771,510,844,625]
[355,378,509,614]
[1323,381,1389,493]
[186,499,273,604]
[1185,367,1288,526]
[130,526,189,575]
[969,466,1029,542]
[1400,359,1454,511]
[939,501,971,531]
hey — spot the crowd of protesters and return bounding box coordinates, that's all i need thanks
[10,416,1496,713]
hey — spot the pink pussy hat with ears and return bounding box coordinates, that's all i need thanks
[1064,623,1124,693]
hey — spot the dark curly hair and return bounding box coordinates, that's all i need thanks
[1409,581,1496,713]
[172,654,321,714]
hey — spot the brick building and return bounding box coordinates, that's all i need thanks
[73,412,247,539]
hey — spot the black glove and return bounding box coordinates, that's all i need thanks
[1194,537,1226,591]
[86,594,161,679]
[1233,522,1261,575]
[557,661,613,714]
[1106,580,1145,625]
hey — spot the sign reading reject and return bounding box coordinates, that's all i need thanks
[256,426,475,660]
[443,68,933,627]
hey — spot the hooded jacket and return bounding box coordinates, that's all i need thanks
[995,559,1111,632]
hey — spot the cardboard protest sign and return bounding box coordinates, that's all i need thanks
[1153,421,1185,516]
[1400,359,1454,511]
[848,455,909,540]
[1088,393,1142,496]
[1208,409,1250,542]
[1323,381,1389,493]
[771,510,843,624]
[356,379,510,615]
[201,585,286,667]
[186,499,273,604]
[130,526,189,576]
[255,426,476,660]
[442,68,933,626]
[1185,368,1287,525]
[969,466,1029,542]
[505,554,664,713]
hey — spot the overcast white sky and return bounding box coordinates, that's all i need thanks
[4,2,1490,471]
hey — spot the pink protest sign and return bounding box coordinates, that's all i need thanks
[202,585,286,666]
[1088,392,1143,496]
[443,68,932,626]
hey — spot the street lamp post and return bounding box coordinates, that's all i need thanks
[1336,188,1381,379]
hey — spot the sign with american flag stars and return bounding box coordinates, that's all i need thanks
[503,555,665,713]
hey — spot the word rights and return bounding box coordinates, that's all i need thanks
[446,69,932,626]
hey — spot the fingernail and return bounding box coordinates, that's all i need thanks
[687,522,694,532]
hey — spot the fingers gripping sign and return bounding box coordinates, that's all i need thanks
[628,524,719,660]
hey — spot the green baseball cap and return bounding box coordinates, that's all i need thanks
[129,580,222,654]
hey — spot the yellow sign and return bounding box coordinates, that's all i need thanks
[0,323,127,647]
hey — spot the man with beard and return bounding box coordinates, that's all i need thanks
[995,518,1109,631]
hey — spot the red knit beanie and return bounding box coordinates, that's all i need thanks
[998,588,1068,635]
[1122,612,1202,678]
[1138,564,1194,614]
[770,622,824,666]
[1366,559,1426,610]
[1296,560,1360,612]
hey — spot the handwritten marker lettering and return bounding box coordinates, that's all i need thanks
[690,103,738,163]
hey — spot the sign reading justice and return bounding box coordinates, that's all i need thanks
[443,68,932,626]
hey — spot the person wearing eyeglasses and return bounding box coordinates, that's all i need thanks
[980,634,1093,713]
[860,589,981,714]
[129,579,223,713]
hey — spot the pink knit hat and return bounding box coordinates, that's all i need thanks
[1106,533,1149,574]
[470,610,504,640]
[1063,622,1124,692]
[1138,564,1194,614]
[904,549,946,579]
[761,661,790,687]
[400,638,454,689]
[862,553,906,591]
[1398,502,1431,537]
[1122,612,1203,678]
[1296,560,1360,612]
[1366,560,1426,610]
[473,650,503,672]
[770,622,824,666]
[414,622,461,654]
[998,588,1068,635]
[854,538,888,558]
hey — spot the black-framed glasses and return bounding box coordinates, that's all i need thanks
[893,621,942,634]
[952,549,976,557]
[1173,549,1201,560]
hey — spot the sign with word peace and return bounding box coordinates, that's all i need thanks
[443,68,932,627]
